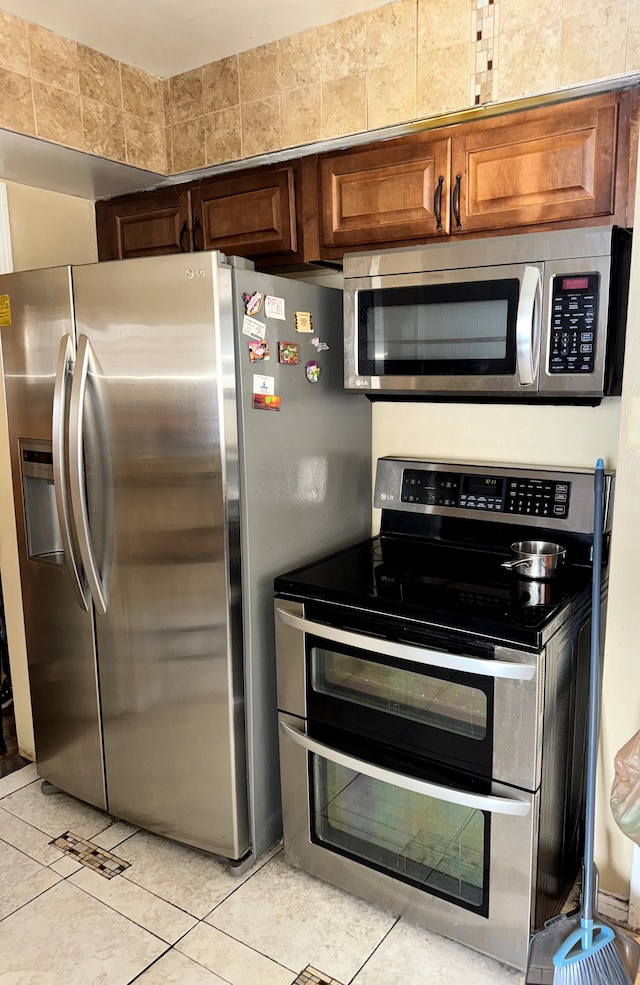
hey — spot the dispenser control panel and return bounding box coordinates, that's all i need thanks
[21,446,54,481]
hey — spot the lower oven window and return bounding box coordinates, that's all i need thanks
[312,646,487,740]
[311,755,489,914]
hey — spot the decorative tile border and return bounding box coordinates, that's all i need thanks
[291,967,344,985]
[471,0,500,107]
[50,831,130,880]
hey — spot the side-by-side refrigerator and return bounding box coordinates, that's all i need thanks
[0,252,371,865]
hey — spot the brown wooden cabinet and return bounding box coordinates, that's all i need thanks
[96,158,318,267]
[95,186,192,260]
[96,89,637,267]
[315,90,636,260]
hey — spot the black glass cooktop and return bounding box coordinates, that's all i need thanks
[274,534,595,648]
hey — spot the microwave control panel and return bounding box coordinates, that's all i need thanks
[401,470,570,519]
[548,273,599,375]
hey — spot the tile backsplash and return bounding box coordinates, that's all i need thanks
[0,0,638,177]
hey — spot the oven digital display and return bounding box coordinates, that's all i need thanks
[459,475,505,511]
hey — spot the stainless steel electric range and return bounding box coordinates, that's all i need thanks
[273,458,614,971]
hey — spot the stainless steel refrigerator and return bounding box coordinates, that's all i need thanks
[0,252,371,865]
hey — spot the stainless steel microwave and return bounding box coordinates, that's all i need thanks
[343,225,632,403]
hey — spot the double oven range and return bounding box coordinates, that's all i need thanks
[274,458,613,971]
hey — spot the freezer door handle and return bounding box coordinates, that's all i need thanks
[280,721,531,816]
[52,335,90,611]
[275,604,536,681]
[68,334,109,615]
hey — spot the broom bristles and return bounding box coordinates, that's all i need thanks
[552,938,634,985]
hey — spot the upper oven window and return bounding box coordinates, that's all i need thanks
[306,636,494,779]
[357,280,519,376]
[313,646,487,740]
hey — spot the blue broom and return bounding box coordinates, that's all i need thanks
[552,459,633,985]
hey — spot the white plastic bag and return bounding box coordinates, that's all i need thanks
[611,730,640,845]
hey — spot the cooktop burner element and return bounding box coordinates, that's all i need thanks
[274,459,614,648]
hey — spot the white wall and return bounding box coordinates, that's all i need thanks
[0,180,97,759]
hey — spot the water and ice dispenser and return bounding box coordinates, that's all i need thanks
[20,440,63,562]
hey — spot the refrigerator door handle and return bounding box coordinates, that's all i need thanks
[68,334,109,615]
[52,334,90,611]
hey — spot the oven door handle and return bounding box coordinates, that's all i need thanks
[275,605,536,681]
[280,721,531,817]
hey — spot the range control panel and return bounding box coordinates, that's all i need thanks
[374,458,615,534]
[400,470,570,518]
[548,273,599,375]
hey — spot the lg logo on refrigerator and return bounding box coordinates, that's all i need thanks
[185,268,206,279]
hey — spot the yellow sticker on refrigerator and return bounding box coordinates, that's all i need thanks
[0,295,11,326]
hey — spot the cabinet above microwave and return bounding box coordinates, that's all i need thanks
[343,226,632,404]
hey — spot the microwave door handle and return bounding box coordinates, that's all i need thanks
[275,604,535,681]
[280,721,531,817]
[53,335,90,611]
[515,265,542,386]
[68,334,109,615]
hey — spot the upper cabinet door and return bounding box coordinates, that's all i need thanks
[317,133,453,252]
[452,93,622,234]
[191,165,298,258]
[96,186,192,261]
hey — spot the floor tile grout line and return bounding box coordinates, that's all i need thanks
[0,833,52,872]
[115,839,286,925]
[0,870,62,924]
[199,843,285,920]
[345,914,402,985]
[62,876,194,946]
[191,921,303,978]
[0,800,79,850]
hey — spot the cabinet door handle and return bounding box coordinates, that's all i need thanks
[434,175,444,230]
[192,216,203,251]
[179,220,189,252]
[452,173,462,228]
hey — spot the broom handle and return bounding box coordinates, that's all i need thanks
[583,459,605,923]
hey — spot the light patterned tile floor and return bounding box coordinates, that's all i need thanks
[0,763,532,984]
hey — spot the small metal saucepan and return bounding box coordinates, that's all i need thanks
[501,540,567,580]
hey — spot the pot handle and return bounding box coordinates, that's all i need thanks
[501,557,529,571]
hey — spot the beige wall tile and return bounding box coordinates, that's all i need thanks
[202,56,240,114]
[82,95,126,161]
[241,95,281,157]
[281,84,322,148]
[627,0,640,71]
[279,29,323,89]
[171,117,206,172]
[417,0,471,54]
[559,0,628,86]
[322,74,367,139]
[0,68,35,135]
[169,68,204,125]
[162,79,171,125]
[497,22,560,101]
[500,0,558,34]
[78,45,121,108]
[417,43,471,118]
[322,13,367,83]
[164,127,172,173]
[121,65,163,121]
[125,114,167,172]
[367,0,417,71]
[0,11,29,75]
[239,43,279,104]
[368,57,416,131]
[33,80,83,147]
[204,107,242,166]
[28,23,79,93]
